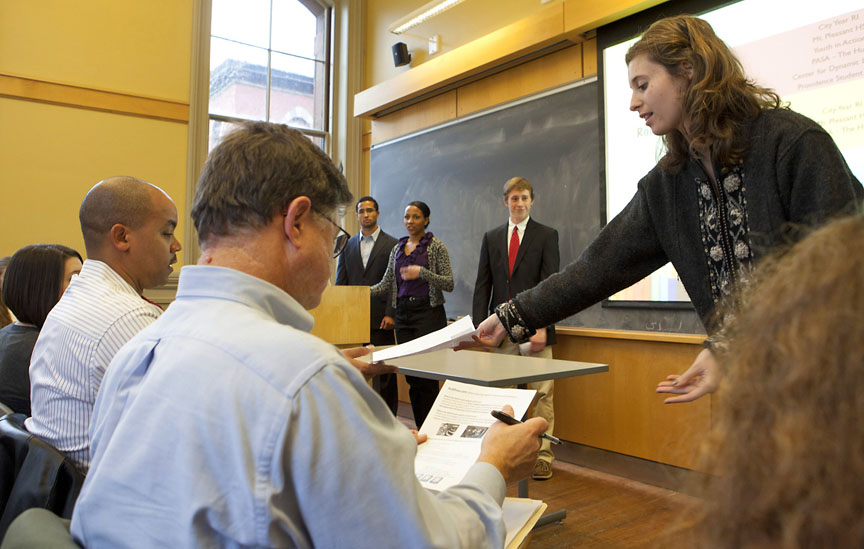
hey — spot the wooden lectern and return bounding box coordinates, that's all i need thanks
[309,285,370,346]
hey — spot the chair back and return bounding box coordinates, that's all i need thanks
[0,508,78,548]
[0,404,13,418]
[0,414,84,540]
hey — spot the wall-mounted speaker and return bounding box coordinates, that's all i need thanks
[392,42,411,67]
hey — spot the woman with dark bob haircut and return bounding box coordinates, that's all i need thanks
[371,200,454,427]
[0,244,82,415]
[0,256,12,328]
[467,14,862,403]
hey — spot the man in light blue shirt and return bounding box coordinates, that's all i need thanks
[71,122,546,548]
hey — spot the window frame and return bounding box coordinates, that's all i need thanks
[187,0,362,266]
[207,0,333,152]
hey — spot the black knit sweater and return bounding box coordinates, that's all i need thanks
[511,108,863,335]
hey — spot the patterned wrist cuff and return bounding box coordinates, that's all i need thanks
[494,302,536,344]
[702,335,729,354]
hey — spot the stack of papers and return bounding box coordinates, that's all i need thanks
[503,498,546,548]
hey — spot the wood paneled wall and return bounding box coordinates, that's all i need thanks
[554,330,707,470]
[0,73,189,123]
[456,45,585,117]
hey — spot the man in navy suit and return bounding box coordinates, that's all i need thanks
[336,196,400,414]
[472,177,560,479]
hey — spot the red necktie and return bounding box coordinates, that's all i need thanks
[508,226,519,276]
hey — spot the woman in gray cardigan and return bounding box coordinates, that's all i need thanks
[371,201,453,426]
[466,15,862,403]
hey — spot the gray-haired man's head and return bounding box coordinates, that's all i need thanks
[192,122,352,246]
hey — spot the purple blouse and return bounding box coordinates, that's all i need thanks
[395,232,433,299]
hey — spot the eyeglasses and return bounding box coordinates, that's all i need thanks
[314,209,351,258]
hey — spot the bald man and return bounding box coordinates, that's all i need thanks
[26,176,181,472]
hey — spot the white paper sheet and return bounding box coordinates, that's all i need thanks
[502,498,544,547]
[414,379,536,492]
[371,315,477,362]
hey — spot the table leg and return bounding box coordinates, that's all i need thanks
[535,509,566,528]
[515,382,566,528]
[517,478,567,529]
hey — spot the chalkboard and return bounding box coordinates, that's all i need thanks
[370,78,704,334]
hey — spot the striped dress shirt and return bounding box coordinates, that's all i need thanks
[26,259,162,472]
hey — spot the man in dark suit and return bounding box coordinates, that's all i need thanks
[472,177,560,479]
[336,196,400,414]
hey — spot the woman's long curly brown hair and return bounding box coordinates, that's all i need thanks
[695,213,864,547]
[625,15,782,173]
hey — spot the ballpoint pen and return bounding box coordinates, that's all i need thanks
[490,409,561,444]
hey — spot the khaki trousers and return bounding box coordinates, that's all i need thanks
[495,340,555,463]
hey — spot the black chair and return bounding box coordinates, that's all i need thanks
[0,508,78,548]
[0,414,84,540]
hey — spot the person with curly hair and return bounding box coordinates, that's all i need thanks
[466,15,862,403]
[693,213,864,547]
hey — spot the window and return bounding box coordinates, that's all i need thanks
[208,0,331,151]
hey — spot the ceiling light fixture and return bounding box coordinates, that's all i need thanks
[388,0,468,34]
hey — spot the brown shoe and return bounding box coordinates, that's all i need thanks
[532,460,552,480]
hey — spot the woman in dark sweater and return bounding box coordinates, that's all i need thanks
[0,244,82,415]
[371,201,453,426]
[468,15,862,402]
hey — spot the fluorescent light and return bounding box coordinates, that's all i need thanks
[388,0,468,34]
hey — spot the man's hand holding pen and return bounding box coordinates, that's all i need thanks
[477,404,547,483]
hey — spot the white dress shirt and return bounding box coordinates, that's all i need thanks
[72,265,505,548]
[359,226,381,268]
[26,259,162,472]
[507,216,530,246]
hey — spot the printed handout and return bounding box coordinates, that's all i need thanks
[414,379,536,492]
